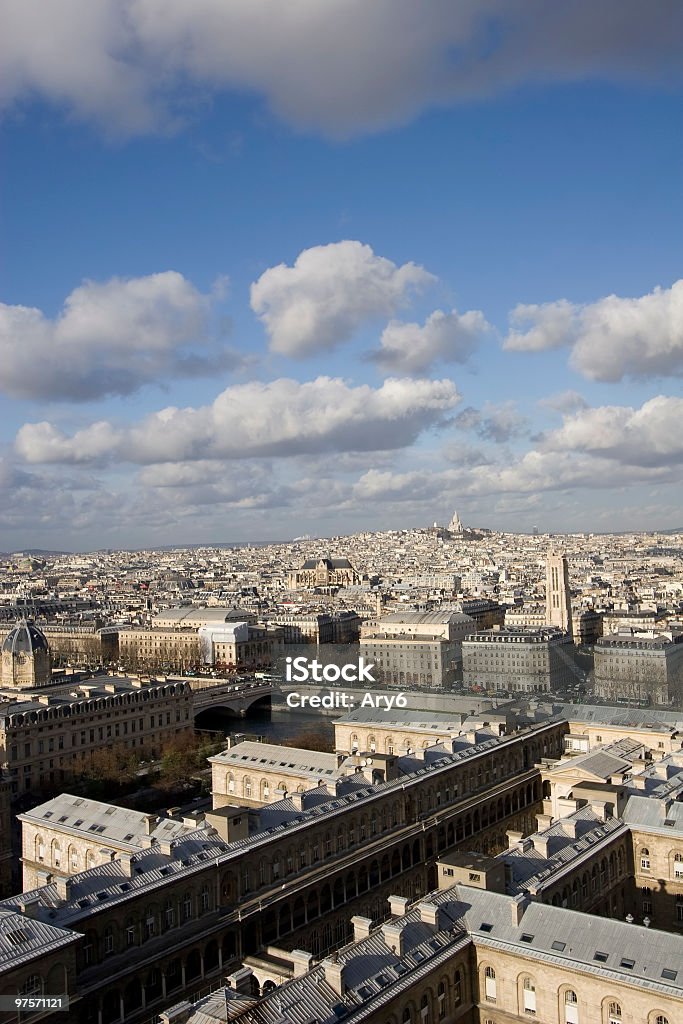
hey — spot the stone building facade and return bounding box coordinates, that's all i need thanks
[170,882,683,1024]
[0,677,193,798]
[0,720,564,1024]
[462,625,576,693]
[593,629,683,705]
[287,557,360,590]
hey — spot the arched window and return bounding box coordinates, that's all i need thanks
[673,852,683,879]
[402,1009,412,1024]
[484,966,496,1002]
[653,1016,669,1024]
[607,1003,622,1024]
[420,993,429,1022]
[437,980,447,1021]
[640,847,650,870]
[454,969,462,1005]
[103,926,115,954]
[227,772,235,794]
[564,989,579,1024]
[20,975,43,996]
[522,976,536,1015]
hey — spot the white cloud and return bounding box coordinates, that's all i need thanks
[0,271,237,400]
[503,299,579,352]
[503,280,683,381]
[15,375,460,465]
[372,308,489,374]
[0,2,680,138]
[540,395,683,467]
[250,241,434,357]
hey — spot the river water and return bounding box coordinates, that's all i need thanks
[196,702,338,747]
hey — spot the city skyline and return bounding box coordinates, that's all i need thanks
[2,4,683,549]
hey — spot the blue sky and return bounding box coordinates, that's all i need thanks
[1,1,683,550]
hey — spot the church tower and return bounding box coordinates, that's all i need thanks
[545,551,573,635]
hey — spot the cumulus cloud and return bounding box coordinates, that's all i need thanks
[0,2,681,137]
[540,395,683,467]
[371,308,489,374]
[503,299,579,353]
[250,241,434,357]
[0,271,238,400]
[504,280,683,381]
[454,401,528,443]
[15,375,460,465]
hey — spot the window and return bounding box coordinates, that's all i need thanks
[522,977,536,1015]
[454,969,462,1005]
[607,1003,622,1024]
[20,974,43,996]
[126,925,135,947]
[484,967,496,1002]
[674,853,683,879]
[564,990,579,1024]
[640,847,650,870]
[145,916,155,939]
[103,929,114,954]
[654,1017,669,1024]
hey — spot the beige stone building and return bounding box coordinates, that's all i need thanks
[462,625,576,693]
[19,794,205,890]
[334,707,504,756]
[210,740,343,808]
[594,629,683,705]
[0,675,193,798]
[0,622,119,669]
[0,719,559,1023]
[1,621,52,689]
[171,882,683,1024]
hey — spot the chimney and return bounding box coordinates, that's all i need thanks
[388,895,409,917]
[226,967,253,995]
[19,896,42,919]
[533,836,550,858]
[158,838,174,856]
[561,818,578,839]
[418,901,440,927]
[590,801,608,821]
[289,949,313,978]
[118,852,136,877]
[55,876,72,901]
[511,894,528,926]
[290,792,306,812]
[322,957,346,996]
[382,921,406,956]
[351,915,373,941]
[535,813,553,831]
[143,814,158,835]
[158,1004,193,1024]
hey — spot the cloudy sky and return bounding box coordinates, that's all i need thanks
[1,1,683,550]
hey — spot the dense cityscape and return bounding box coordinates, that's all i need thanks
[3,3,683,1022]
[0,517,680,1022]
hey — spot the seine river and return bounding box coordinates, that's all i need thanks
[195,701,338,747]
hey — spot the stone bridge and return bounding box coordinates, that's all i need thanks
[189,678,275,717]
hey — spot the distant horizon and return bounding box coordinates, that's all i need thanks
[5,521,683,559]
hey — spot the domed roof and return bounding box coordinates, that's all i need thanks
[2,620,49,657]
